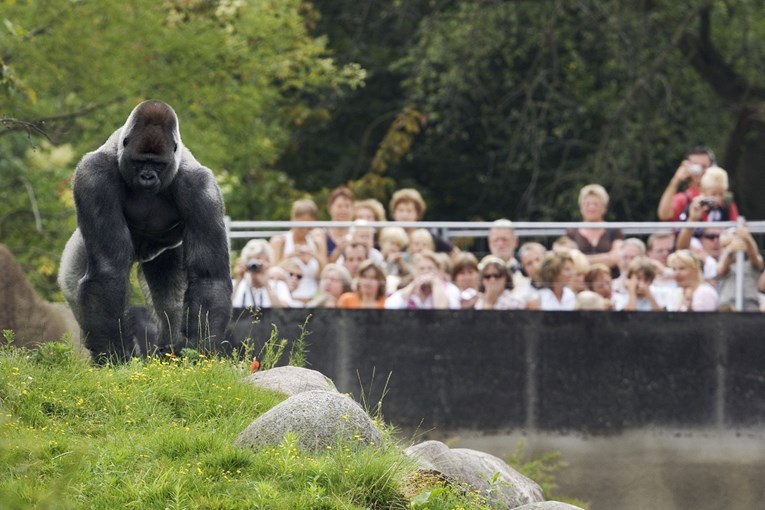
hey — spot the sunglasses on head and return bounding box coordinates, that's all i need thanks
[701,233,720,240]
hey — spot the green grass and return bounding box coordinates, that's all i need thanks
[0,339,498,510]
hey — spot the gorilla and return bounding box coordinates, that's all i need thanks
[58,100,232,362]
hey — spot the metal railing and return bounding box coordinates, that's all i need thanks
[225,218,765,242]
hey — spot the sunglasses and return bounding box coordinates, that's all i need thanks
[701,233,720,240]
[482,273,504,280]
[289,272,303,280]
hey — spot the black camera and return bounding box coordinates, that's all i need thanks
[246,260,264,273]
[699,198,718,209]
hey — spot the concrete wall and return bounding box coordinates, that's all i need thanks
[230,308,765,433]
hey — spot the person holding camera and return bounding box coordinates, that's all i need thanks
[675,167,739,283]
[657,146,716,221]
[232,239,294,308]
[384,250,460,309]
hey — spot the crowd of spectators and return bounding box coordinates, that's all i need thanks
[231,147,765,312]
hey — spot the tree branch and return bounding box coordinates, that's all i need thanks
[676,3,765,103]
[0,117,50,139]
[0,98,124,139]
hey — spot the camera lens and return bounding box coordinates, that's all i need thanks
[246,261,263,273]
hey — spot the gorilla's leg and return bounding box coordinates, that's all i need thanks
[58,229,135,363]
[184,277,232,353]
[139,247,187,355]
[58,229,87,324]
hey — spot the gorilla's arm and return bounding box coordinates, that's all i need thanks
[72,147,134,358]
[171,154,232,347]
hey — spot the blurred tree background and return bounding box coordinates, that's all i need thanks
[2,0,765,298]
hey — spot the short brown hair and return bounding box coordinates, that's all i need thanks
[647,231,674,252]
[389,188,426,219]
[538,251,573,289]
[357,259,387,299]
[626,257,657,282]
[585,263,610,288]
[328,186,355,208]
[451,252,479,280]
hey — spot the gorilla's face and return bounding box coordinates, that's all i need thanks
[118,101,181,194]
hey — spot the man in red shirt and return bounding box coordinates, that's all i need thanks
[656,146,716,221]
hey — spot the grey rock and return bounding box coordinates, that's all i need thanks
[513,503,584,510]
[245,365,337,396]
[235,390,382,452]
[405,440,545,509]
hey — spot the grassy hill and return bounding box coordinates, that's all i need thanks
[0,336,501,509]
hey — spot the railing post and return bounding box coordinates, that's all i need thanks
[735,216,745,311]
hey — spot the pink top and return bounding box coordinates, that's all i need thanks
[691,282,719,311]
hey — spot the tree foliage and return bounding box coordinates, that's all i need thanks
[285,0,765,223]
[0,0,363,297]
[388,1,731,221]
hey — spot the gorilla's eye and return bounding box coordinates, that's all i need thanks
[123,137,129,148]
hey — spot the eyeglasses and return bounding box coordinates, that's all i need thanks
[701,233,720,240]
[289,272,303,280]
[482,273,504,280]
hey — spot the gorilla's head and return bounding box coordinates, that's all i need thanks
[118,100,182,194]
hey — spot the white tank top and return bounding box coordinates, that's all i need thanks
[283,231,320,300]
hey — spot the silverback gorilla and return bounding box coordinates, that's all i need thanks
[58,100,232,362]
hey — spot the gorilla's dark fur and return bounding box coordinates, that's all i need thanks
[58,100,232,362]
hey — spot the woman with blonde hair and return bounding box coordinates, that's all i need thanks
[354,198,387,223]
[384,250,460,309]
[667,249,718,311]
[568,249,590,293]
[305,263,352,308]
[270,198,327,304]
[565,183,623,276]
